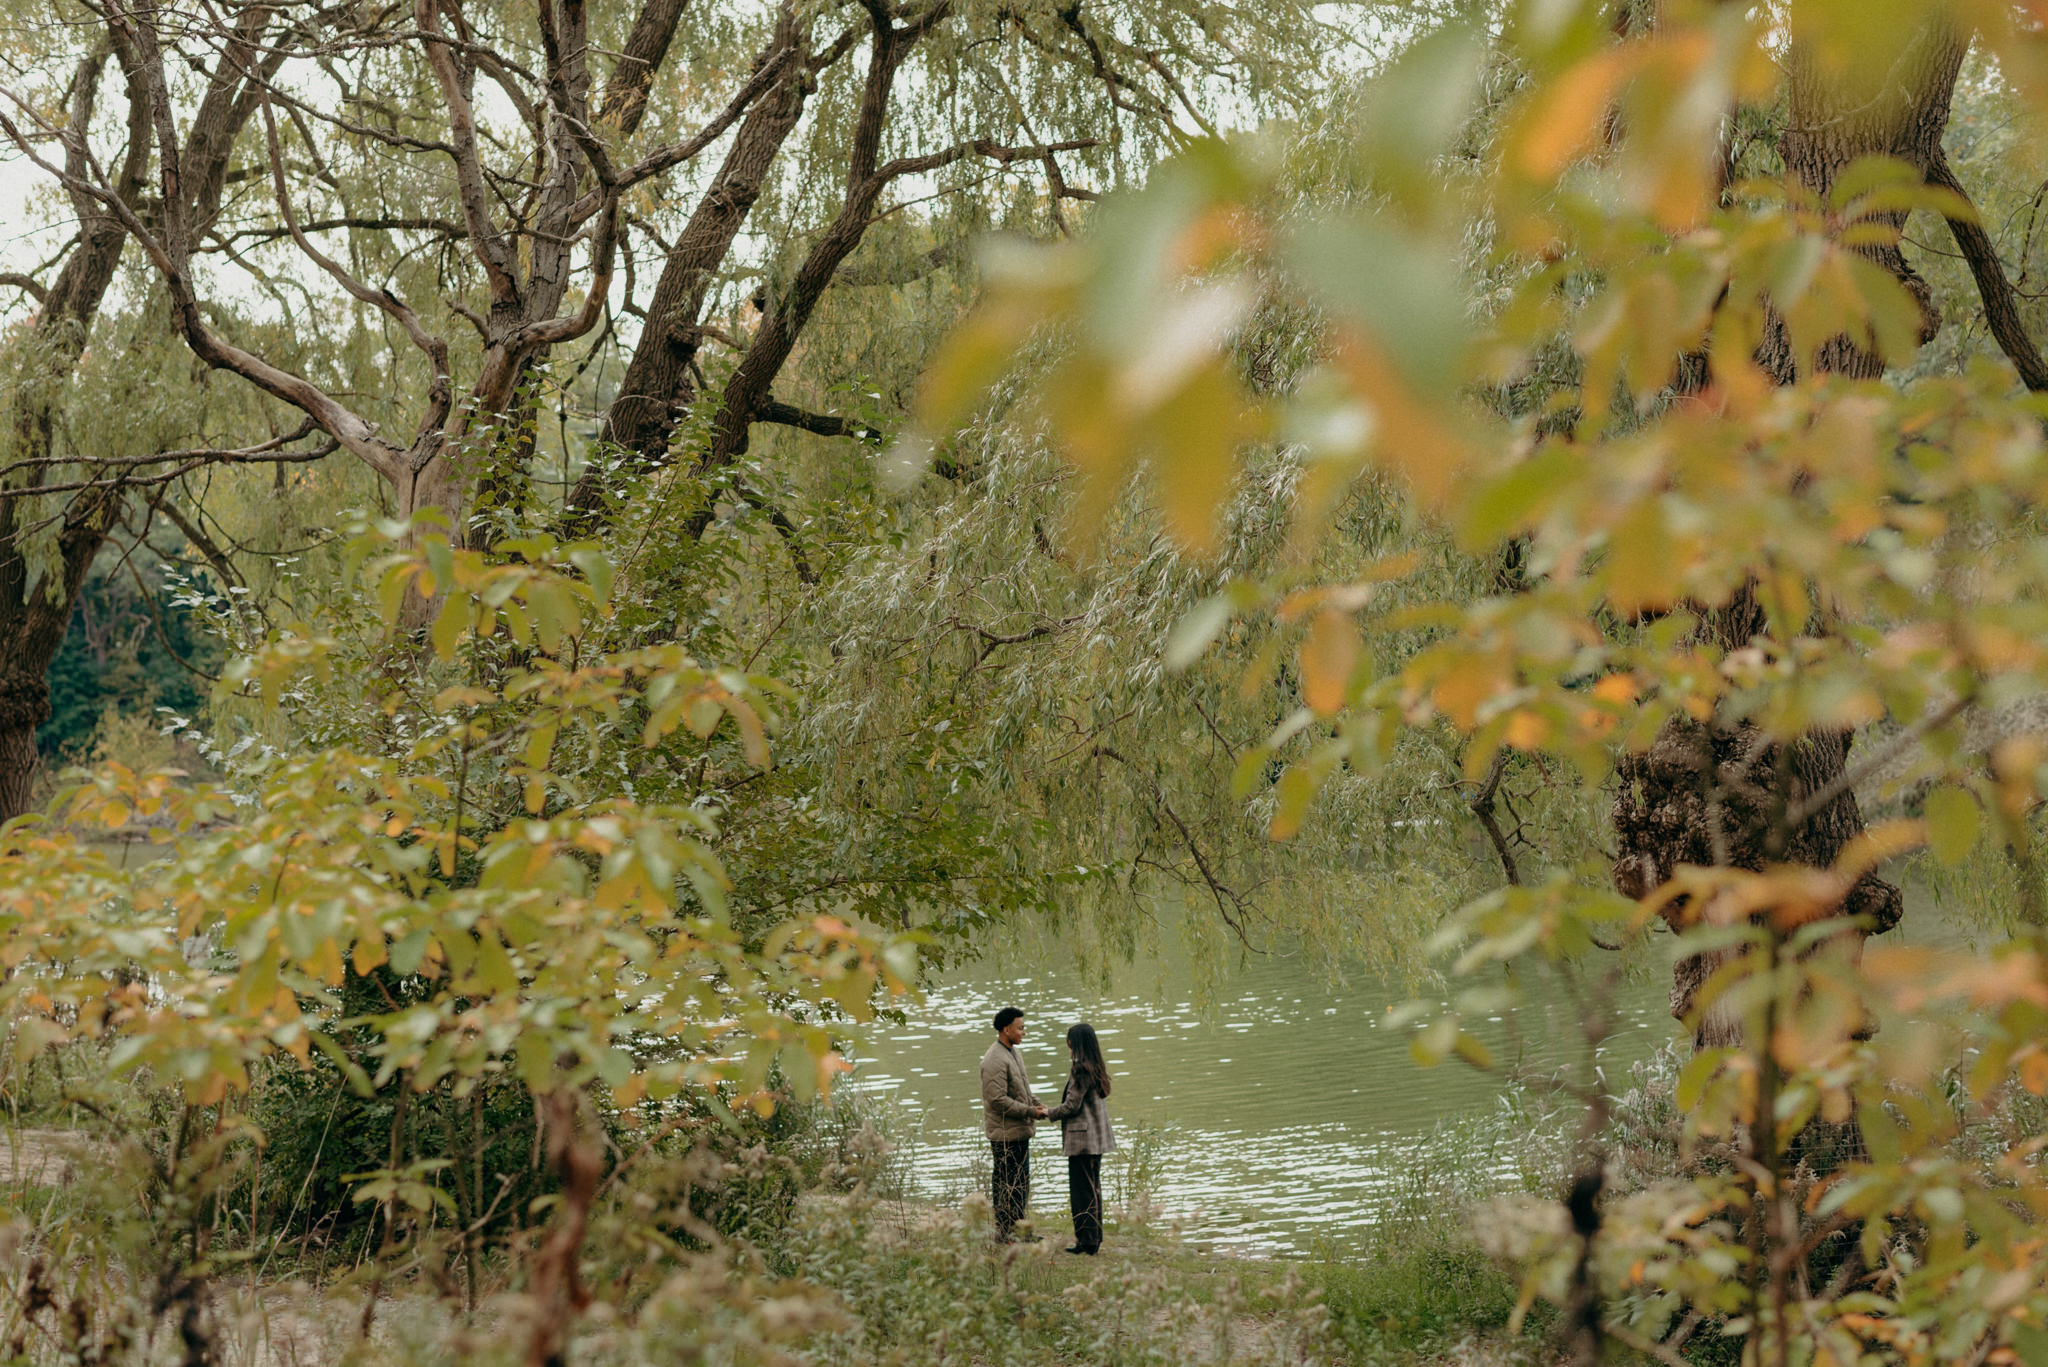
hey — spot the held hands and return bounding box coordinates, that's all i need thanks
[1032,1105,1049,1118]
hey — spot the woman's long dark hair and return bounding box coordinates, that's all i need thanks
[1066,1022,1111,1097]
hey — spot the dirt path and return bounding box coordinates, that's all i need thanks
[0,1127,102,1186]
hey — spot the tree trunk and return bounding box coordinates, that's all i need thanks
[566,53,814,527]
[0,48,156,824]
[1613,17,1966,1045]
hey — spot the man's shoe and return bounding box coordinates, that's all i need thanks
[1063,1244,1087,1254]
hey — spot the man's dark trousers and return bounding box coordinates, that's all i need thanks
[992,1138,1030,1238]
[1068,1153,1103,1252]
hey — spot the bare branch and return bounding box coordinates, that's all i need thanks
[1094,743,1258,943]
[590,38,797,207]
[260,95,452,439]
[758,398,881,442]
[151,490,242,590]
[0,417,322,483]
[874,135,1096,183]
[513,204,618,349]
[1780,693,1975,831]
[414,0,520,304]
[0,26,408,486]
[0,439,337,501]
[1470,750,1521,886]
[733,482,816,585]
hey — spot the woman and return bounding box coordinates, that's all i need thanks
[1044,1022,1116,1255]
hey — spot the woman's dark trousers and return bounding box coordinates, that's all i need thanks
[991,1138,1030,1239]
[1068,1153,1103,1252]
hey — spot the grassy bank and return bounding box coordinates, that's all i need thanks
[0,1120,1561,1367]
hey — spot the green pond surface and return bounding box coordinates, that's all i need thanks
[848,883,1986,1255]
[846,916,1681,1255]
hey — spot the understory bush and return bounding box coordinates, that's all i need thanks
[0,1093,1353,1367]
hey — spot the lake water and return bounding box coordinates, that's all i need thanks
[845,917,1680,1255]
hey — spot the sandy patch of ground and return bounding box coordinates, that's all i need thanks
[0,1127,105,1186]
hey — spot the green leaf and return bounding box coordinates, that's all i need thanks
[1356,23,1484,202]
[389,928,432,977]
[1165,595,1232,673]
[1924,785,1979,867]
[1230,746,1275,798]
[422,535,455,597]
[1460,446,1580,551]
[310,1030,374,1096]
[377,562,417,626]
[472,926,519,994]
[1409,1013,1459,1066]
[515,1031,556,1092]
[1268,765,1318,840]
[430,593,466,661]
[1284,214,1467,391]
[568,548,614,608]
[529,580,578,654]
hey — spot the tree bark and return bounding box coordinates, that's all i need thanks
[566,17,815,525]
[0,41,190,822]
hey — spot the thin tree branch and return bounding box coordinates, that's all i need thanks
[413,0,519,304]
[0,273,49,303]
[757,399,881,442]
[1928,152,2048,391]
[1471,750,1521,886]
[1093,743,1257,943]
[732,482,816,585]
[259,96,452,439]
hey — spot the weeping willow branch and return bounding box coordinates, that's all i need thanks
[1093,743,1257,943]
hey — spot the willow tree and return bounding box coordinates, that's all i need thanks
[0,0,1328,820]
[0,7,300,822]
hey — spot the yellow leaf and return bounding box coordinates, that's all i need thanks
[1299,610,1360,716]
[1505,710,1551,750]
[1605,500,1678,614]
[1510,48,1633,180]
[1149,363,1246,554]
[1593,674,1637,704]
[1268,766,1318,841]
[430,593,467,661]
[2019,1047,2048,1097]
[1429,652,1507,730]
[309,935,345,988]
[731,701,771,769]
[1332,335,1474,509]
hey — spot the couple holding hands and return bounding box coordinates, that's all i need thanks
[979,1006,1116,1254]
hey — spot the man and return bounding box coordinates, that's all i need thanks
[980,1005,1048,1242]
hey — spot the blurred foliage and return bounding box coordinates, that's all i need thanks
[919,0,2048,1360]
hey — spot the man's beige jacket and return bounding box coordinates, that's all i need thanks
[980,1039,1039,1141]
